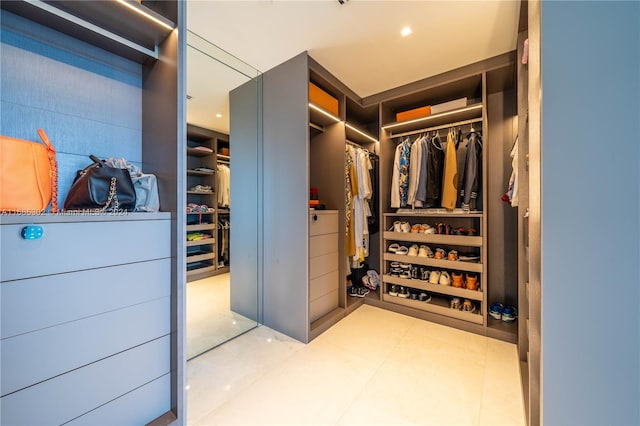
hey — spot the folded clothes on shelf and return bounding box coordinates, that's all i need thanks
[186,203,215,213]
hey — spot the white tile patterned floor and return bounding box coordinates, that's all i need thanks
[187,304,526,425]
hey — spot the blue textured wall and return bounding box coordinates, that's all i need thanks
[541,1,640,424]
[1,10,142,207]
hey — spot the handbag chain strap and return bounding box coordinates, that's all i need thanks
[99,177,119,213]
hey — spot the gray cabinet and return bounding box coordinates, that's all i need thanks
[0,214,172,425]
[309,211,340,323]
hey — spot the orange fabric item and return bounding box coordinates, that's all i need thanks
[396,106,431,122]
[309,82,339,116]
[0,129,58,213]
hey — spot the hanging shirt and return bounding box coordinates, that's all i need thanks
[508,137,519,207]
[407,136,422,206]
[456,130,469,208]
[345,146,356,257]
[390,143,402,208]
[426,135,444,207]
[460,131,483,211]
[441,130,458,210]
[398,138,411,207]
[414,136,429,208]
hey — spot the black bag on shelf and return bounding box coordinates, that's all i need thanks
[64,154,136,212]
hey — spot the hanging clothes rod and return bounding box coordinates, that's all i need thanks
[346,139,379,155]
[217,159,229,165]
[391,117,483,139]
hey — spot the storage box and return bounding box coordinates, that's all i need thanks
[430,97,468,115]
[396,105,431,122]
[309,82,339,116]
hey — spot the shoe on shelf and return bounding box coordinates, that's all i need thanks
[399,263,412,279]
[420,267,430,281]
[408,244,419,256]
[388,284,399,297]
[489,302,504,320]
[502,306,518,322]
[451,227,466,236]
[398,286,410,298]
[451,272,464,288]
[419,292,432,302]
[418,245,433,258]
[393,221,402,232]
[465,274,479,291]
[423,224,435,234]
[388,243,400,253]
[410,265,419,279]
[439,271,451,286]
[434,248,446,259]
[410,291,419,300]
[395,246,409,256]
[429,270,441,284]
[448,250,459,261]
[411,224,421,233]
[450,297,462,310]
[462,299,476,313]
[436,222,451,235]
[366,270,380,290]
[400,222,411,233]
[467,228,478,236]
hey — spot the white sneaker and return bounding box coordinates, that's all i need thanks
[393,221,402,232]
[400,221,411,233]
[429,270,441,284]
[418,245,433,258]
[439,271,451,286]
[407,244,419,256]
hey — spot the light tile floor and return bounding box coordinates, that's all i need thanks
[187,304,526,425]
[187,273,258,359]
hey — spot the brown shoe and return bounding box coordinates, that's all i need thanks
[465,274,479,291]
[451,272,464,288]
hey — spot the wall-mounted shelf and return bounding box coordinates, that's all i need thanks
[382,103,483,136]
[1,0,175,63]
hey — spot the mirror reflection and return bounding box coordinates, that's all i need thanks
[185,30,261,359]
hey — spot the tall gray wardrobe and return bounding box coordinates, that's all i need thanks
[249,50,520,345]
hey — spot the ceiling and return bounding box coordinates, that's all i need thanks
[186,0,521,133]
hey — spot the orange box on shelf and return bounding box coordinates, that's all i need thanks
[396,105,431,122]
[309,82,339,116]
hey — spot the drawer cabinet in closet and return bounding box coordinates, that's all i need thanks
[309,210,339,322]
[0,214,172,426]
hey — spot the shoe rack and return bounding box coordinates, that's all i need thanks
[186,123,228,281]
[381,211,485,325]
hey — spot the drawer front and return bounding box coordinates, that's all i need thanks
[309,211,338,236]
[0,219,170,281]
[1,297,170,396]
[309,233,338,258]
[1,259,170,339]
[310,288,339,323]
[309,252,338,279]
[310,269,339,301]
[0,336,170,426]
[67,374,171,426]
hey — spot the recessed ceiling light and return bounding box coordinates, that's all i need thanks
[401,26,412,37]
[216,113,222,118]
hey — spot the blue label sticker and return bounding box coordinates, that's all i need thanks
[21,225,44,240]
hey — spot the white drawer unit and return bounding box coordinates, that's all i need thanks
[0,214,172,425]
[309,211,339,325]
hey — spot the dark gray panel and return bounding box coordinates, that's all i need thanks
[0,219,171,281]
[262,52,310,342]
[229,76,261,322]
[486,90,518,307]
[1,259,170,339]
[0,336,170,426]
[1,297,170,396]
[67,374,171,426]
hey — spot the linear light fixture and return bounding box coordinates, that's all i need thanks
[345,123,379,143]
[309,103,341,123]
[115,0,175,30]
[381,104,483,130]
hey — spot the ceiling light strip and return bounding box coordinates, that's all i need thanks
[381,104,483,130]
[309,103,341,123]
[115,0,175,30]
[345,123,379,143]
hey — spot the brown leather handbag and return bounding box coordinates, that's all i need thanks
[0,129,58,213]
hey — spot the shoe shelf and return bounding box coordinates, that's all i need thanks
[383,292,483,324]
[186,251,215,264]
[382,274,483,301]
[386,210,483,218]
[187,147,215,157]
[186,239,214,247]
[383,253,483,273]
[187,169,215,176]
[187,191,215,195]
[383,231,482,247]
[186,223,215,232]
